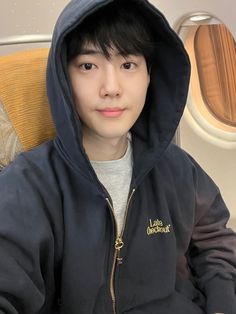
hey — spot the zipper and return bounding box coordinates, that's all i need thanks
[106,188,136,314]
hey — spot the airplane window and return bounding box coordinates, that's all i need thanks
[194,24,236,127]
[177,14,236,145]
[176,14,236,229]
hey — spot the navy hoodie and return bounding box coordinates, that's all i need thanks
[0,0,236,313]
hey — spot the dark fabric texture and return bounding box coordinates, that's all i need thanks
[0,0,236,313]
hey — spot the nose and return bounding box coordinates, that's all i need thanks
[100,67,122,98]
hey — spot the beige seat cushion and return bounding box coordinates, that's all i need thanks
[0,100,22,170]
[0,48,56,168]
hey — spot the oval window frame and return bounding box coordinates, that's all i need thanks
[176,13,236,148]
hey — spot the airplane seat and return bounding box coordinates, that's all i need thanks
[0,48,56,170]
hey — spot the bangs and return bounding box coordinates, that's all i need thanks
[66,0,154,63]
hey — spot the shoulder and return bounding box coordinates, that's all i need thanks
[0,141,60,195]
[160,143,198,173]
[160,143,218,190]
[163,143,213,175]
[0,141,63,266]
[1,140,56,173]
[0,140,63,232]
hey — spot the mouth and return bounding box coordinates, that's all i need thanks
[97,107,126,118]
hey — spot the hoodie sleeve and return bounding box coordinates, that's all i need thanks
[188,159,236,314]
[0,158,60,314]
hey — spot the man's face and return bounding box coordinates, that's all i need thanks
[68,43,150,143]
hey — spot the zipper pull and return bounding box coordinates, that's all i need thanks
[115,237,124,265]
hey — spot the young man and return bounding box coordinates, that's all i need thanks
[0,0,236,313]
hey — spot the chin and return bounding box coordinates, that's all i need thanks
[98,130,129,141]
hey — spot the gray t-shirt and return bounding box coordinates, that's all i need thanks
[91,137,133,235]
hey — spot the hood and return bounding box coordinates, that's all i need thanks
[46,0,190,186]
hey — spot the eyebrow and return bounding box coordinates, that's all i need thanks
[79,48,124,57]
[78,48,142,60]
[79,49,103,56]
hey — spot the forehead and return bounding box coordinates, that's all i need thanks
[80,47,108,55]
[79,42,121,57]
[78,42,144,59]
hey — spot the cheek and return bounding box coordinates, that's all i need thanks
[72,81,95,111]
[136,81,149,115]
[131,72,149,93]
[133,77,149,104]
[72,80,85,100]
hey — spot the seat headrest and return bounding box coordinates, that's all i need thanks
[0,48,56,169]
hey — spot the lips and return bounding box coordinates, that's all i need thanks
[97,107,126,118]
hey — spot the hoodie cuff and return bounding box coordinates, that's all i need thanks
[204,277,236,314]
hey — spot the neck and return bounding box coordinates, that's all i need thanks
[83,131,128,161]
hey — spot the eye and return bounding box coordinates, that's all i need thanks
[122,62,136,70]
[80,63,95,71]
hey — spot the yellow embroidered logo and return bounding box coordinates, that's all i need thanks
[147,218,171,236]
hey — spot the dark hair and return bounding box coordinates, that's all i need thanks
[66,0,154,69]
